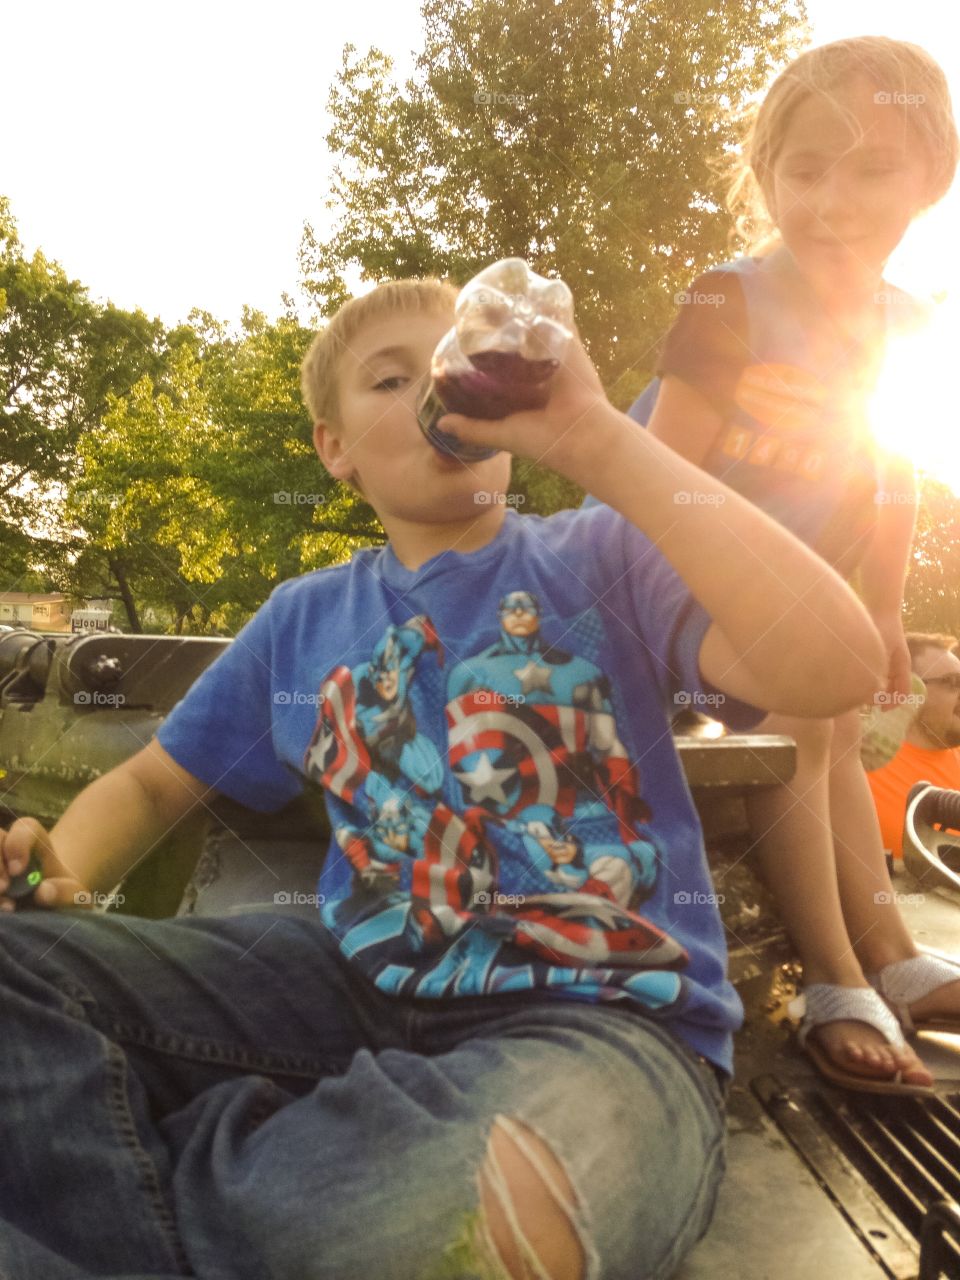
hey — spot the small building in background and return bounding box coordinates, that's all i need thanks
[0,593,116,634]
[0,591,72,632]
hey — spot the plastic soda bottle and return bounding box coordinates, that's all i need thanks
[417,258,574,461]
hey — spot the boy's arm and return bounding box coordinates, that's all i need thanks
[583,409,885,717]
[440,338,886,718]
[0,740,218,910]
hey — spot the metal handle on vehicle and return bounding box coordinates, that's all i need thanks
[919,1199,960,1279]
[902,782,960,895]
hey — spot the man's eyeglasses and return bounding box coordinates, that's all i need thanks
[923,674,960,693]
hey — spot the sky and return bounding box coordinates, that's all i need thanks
[3,0,959,326]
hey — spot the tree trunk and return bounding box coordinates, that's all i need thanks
[107,555,142,633]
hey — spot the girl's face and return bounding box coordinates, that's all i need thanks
[765,75,933,297]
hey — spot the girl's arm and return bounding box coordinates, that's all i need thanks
[646,374,724,467]
[858,452,918,701]
[643,273,746,467]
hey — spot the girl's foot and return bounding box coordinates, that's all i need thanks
[867,951,960,1034]
[812,1017,933,1086]
[795,983,934,1091]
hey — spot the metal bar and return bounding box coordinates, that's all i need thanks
[919,1201,960,1280]
[754,1075,919,1276]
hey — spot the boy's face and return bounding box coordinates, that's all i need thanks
[767,75,932,295]
[314,310,512,530]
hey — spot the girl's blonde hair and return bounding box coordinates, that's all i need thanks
[726,36,958,252]
[301,278,458,426]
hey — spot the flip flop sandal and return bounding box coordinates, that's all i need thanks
[791,983,936,1096]
[867,950,960,1035]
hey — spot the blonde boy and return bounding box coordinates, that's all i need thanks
[0,279,897,1279]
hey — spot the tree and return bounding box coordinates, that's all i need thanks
[1,196,91,579]
[301,0,807,394]
[65,310,383,632]
[1,196,176,603]
[299,0,806,512]
[904,476,960,639]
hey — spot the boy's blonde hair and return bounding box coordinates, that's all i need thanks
[726,36,959,252]
[301,278,459,426]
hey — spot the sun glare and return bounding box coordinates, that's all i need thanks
[868,299,960,496]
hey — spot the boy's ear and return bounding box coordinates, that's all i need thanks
[313,419,356,483]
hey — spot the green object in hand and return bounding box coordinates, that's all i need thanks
[6,850,44,901]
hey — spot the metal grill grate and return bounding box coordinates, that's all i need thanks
[755,1075,960,1279]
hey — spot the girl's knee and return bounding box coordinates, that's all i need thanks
[756,713,833,772]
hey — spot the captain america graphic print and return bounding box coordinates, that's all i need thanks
[303,593,688,1010]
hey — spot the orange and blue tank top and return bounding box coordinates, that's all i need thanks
[629,251,925,573]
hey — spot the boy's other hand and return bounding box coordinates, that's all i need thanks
[437,330,619,479]
[0,817,93,912]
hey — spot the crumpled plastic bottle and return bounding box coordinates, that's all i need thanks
[417,258,575,461]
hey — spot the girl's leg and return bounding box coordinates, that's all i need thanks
[829,706,960,1023]
[744,711,928,1083]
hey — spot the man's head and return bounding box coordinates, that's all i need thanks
[301,279,512,545]
[907,632,960,750]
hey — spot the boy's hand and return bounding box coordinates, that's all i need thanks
[0,817,93,912]
[437,331,620,480]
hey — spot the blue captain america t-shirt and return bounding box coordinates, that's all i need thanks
[157,503,763,1074]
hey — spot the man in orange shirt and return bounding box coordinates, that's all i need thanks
[868,633,960,859]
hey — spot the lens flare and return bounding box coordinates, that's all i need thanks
[868,301,960,496]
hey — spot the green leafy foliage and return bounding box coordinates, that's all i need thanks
[300,0,808,509]
[905,476,960,640]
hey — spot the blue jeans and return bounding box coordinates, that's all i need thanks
[0,910,727,1280]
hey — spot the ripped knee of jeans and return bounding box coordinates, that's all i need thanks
[473,1114,589,1280]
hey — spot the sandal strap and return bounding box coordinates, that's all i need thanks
[867,952,960,1033]
[794,983,907,1049]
